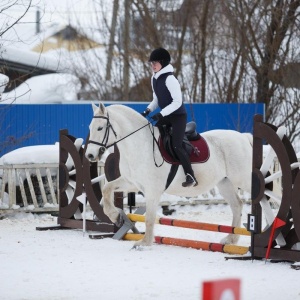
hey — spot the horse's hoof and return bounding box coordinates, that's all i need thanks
[131,244,143,251]
[220,234,239,245]
[131,244,152,251]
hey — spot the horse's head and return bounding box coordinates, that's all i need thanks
[85,102,117,162]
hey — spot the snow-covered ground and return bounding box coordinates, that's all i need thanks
[1,203,299,300]
[0,139,298,300]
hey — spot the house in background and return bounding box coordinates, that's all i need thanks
[31,24,103,53]
[0,12,104,93]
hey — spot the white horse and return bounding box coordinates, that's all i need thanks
[85,102,253,247]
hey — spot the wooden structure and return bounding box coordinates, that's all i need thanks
[117,211,249,255]
[0,163,58,212]
[37,129,121,233]
[250,115,300,261]
[127,213,250,236]
[124,233,249,255]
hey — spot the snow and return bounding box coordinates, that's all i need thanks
[1,204,299,300]
[1,47,66,72]
[1,73,81,103]
[0,145,299,299]
[0,142,297,298]
[0,144,59,165]
[0,74,9,94]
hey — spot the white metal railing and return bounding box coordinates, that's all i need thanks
[0,164,59,212]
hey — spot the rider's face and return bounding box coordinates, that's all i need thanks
[150,61,162,73]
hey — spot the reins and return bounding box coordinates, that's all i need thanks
[87,114,164,167]
[107,122,151,149]
[148,122,164,167]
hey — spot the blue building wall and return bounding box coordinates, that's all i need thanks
[0,102,264,155]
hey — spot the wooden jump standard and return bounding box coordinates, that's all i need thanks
[127,214,250,236]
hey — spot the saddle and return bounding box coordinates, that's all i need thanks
[159,122,200,161]
[158,121,210,190]
[159,121,209,164]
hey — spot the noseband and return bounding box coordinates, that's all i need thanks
[87,114,117,155]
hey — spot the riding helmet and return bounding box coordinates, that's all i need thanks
[149,47,171,68]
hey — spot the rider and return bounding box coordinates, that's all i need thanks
[142,47,198,187]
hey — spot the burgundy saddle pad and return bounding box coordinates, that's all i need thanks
[158,135,210,165]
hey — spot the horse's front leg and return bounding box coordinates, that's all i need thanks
[102,177,128,226]
[134,192,161,248]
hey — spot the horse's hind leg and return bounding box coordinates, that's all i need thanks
[216,177,243,245]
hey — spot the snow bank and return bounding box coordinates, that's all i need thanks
[0,144,59,165]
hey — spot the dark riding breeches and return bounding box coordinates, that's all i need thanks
[156,113,195,177]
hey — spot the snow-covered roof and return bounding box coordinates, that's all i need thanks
[0,74,9,93]
[1,46,68,73]
[1,73,80,103]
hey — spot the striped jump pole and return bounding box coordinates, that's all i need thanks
[127,214,250,236]
[123,233,249,255]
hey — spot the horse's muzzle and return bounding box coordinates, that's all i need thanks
[85,146,106,162]
[86,152,96,161]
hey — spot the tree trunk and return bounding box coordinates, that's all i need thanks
[105,0,119,81]
[199,0,210,103]
[123,0,130,101]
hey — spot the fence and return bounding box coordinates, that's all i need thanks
[0,103,264,155]
[0,163,251,213]
[0,163,59,212]
[0,156,285,213]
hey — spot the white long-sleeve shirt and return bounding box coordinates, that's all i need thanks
[147,64,183,117]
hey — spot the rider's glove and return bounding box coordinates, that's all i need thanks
[151,113,163,122]
[141,108,151,117]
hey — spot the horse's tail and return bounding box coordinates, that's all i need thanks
[243,133,253,147]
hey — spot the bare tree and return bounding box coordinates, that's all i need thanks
[223,0,300,141]
[0,0,33,37]
[0,0,38,154]
[123,0,130,100]
[106,0,119,81]
[55,0,300,147]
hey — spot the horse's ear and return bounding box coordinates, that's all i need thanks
[99,102,106,114]
[92,102,98,113]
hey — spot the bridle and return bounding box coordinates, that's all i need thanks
[87,114,117,156]
[87,113,153,157]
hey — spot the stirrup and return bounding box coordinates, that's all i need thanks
[182,173,198,187]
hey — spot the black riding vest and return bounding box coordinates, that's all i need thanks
[152,72,186,115]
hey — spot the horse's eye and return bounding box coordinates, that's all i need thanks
[97,127,103,131]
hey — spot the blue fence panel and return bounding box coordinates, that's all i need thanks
[0,102,264,155]
[184,103,264,132]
